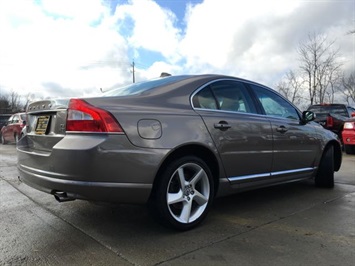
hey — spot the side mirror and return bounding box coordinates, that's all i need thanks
[302,111,316,124]
[351,112,355,118]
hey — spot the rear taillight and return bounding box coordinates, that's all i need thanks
[66,99,123,133]
[326,116,333,128]
[344,122,355,130]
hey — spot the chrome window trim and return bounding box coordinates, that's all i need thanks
[190,78,244,110]
[190,78,300,121]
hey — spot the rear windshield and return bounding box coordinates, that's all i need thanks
[103,76,189,97]
[308,105,348,116]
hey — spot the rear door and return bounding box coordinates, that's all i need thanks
[193,80,273,181]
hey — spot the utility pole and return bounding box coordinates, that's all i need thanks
[131,61,135,83]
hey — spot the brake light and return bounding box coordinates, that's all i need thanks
[326,116,333,128]
[344,122,355,130]
[66,99,123,133]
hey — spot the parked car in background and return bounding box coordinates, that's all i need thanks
[17,75,342,230]
[307,104,355,141]
[0,114,12,130]
[1,112,26,144]
[342,118,355,154]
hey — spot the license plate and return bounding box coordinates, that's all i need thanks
[35,116,50,135]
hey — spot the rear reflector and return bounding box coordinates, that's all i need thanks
[326,116,333,128]
[66,99,123,133]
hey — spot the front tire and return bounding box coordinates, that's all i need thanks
[315,146,334,188]
[149,156,214,231]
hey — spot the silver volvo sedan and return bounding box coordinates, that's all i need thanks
[17,75,342,230]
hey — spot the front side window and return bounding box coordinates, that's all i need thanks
[251,85,299,120]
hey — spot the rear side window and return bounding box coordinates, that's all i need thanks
[192,87,218,110]
[193,80,257,114]
[251,85,300,120]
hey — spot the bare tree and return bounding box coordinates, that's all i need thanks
[0,94,11,113]
[0,91,26,113]
[276,70,303,106]
[298,33,342,105]
[341,73,355,105]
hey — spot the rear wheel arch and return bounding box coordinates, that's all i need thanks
[152,144,220,198]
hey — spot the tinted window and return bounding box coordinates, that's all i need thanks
[251,85,299,120]
[103,76,189,96]
[192,86,217,109]
[193,80,257,114]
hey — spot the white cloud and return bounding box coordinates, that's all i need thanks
[0,0,353,105]
[0,0,130,99]
[113,0,182,62]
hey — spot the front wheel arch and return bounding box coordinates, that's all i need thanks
[315,145,335,188]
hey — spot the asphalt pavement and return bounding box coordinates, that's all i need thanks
[1,144,354,265]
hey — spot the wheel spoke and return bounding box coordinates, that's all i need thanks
[190,168,204,186]
[167,190,184,205]
[177,168,186,187]
[179,201,192,223]
[193,190,208,205]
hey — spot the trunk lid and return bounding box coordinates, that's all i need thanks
[22,99,69,152]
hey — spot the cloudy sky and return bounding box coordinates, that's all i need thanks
[0,0,354,102]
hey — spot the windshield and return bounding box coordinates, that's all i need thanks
[103,75,190,97]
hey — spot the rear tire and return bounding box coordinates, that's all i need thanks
[315,146,334,188]
[149,156,214,231]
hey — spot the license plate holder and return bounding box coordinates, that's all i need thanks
[35,116,50,135]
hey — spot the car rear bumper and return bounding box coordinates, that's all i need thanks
[17,134,169,204]
[342,131,355,145]
[18,164,152,203]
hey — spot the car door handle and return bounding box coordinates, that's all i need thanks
[214,121,231,130]
[276,126,288,133]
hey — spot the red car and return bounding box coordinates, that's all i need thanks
[342,119,355,154]
[0,113,26,144]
